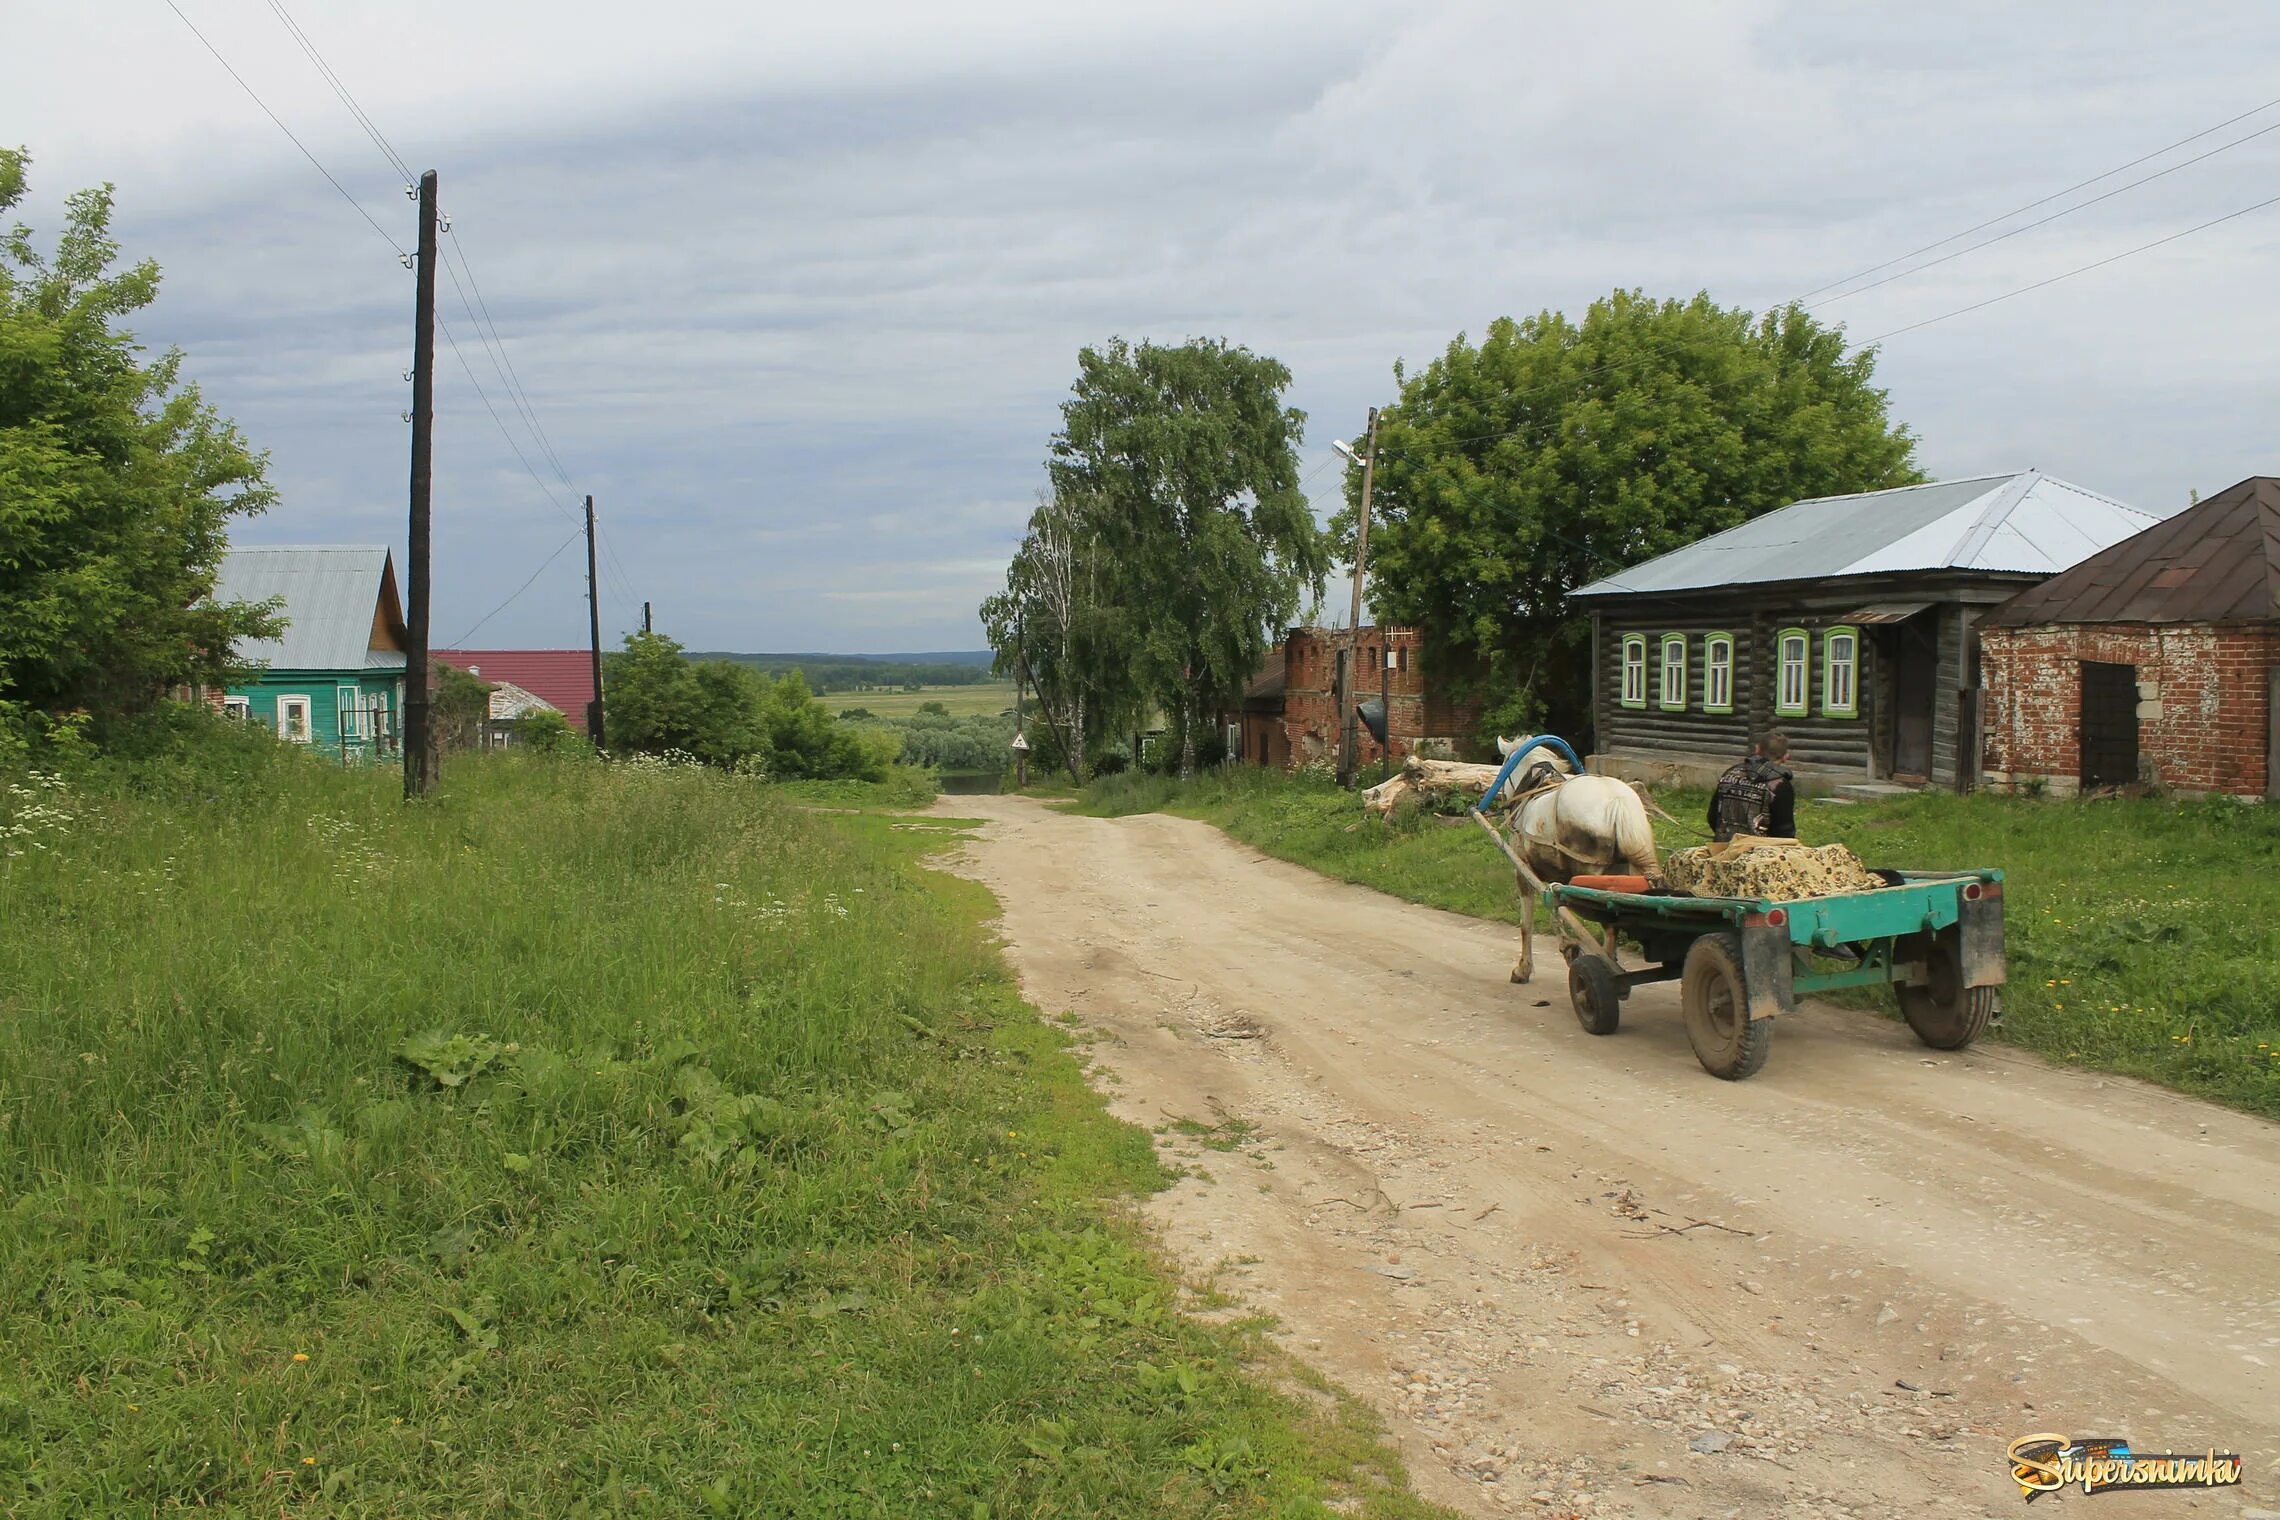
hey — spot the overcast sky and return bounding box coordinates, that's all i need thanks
[9,2,2279,653]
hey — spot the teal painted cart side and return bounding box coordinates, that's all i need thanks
[1545,870,2006,1081]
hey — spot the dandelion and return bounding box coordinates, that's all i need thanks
[302,1457,317,1466]
[292,1352,309,1363]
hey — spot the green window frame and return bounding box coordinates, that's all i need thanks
[1619,634,1647,709]
[1821,626,1860,718]
[1775,627,1811,718]
[1702,632,1735,714]
[1658,633,1687,711]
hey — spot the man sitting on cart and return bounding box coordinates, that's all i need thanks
[1709,730,1796,843]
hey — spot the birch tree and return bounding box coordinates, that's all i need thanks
[1043,337,1326,777]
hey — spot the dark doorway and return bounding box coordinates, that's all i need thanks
[1890,616,1938,781]
[2079,661,2140,789]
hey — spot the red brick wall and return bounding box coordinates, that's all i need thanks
[1270,626,1481,769]
[1980,622,2276,797]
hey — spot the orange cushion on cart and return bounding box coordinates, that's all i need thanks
[1569,874,1651,893]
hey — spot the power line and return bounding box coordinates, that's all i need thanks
[447,526,585,646]
[1797,92,2280,301]
[1807,114,2280,308]
[1861,186,2280,343]
[254,0,591,527]
[176,0,614,633]
[162,0,405,256]
[260,0,414,183]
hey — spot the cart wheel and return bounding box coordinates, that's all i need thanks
[1899,936,1997,1050]
[1568,954,1622,1036]
[1682,932,1773,1080]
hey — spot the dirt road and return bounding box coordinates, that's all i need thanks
[941,795,2280,1520]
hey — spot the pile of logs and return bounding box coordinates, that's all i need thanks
[1362,756,1552,816]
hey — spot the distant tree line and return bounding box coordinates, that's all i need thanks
[852,703,1015,775]
[693,654,996,694]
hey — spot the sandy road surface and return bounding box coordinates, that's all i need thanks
[939,795,2280,1520]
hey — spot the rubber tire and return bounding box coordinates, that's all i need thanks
[1681,932,1774,1081]
[1568,954,1623,1036]
[1899,936,1998,1050]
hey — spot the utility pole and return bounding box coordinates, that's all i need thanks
[584,494,606,749]
[402,169,439,800]
[642,601,653,635]
[1336,407,1380,787]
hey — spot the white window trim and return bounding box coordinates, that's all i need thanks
[338,685,366,740]
[1703,633,1735,714]
[1619,635,1647,709]
[221,695,252,721]
[277,694,314,743]
[1658,634,1687,711]
[1775,630,1811,718]
[1821,627,1860,718]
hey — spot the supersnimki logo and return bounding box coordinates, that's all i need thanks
[2006,1433,2243,1499]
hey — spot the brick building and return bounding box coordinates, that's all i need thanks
[1979,475,2280,799]
[1222,626,1484,770]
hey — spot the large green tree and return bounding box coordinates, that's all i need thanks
[0,149,280,725]
[1346,290,1923,742]
[604,631,892,779]
[1040,337,1327,776]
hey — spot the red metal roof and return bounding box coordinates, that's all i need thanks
[432,649,596,731]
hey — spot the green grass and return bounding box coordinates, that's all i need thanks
[834,682,1017,720]
[1080,768,2280,1118]
[0,735,1452,1518]
[771,764,943,811]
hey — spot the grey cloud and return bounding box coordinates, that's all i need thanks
[7,1,2278,649]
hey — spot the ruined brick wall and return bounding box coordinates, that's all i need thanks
[1980,622,2275,797]
[1274,626,1480,770]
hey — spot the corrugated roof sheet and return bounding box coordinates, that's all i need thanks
[485,679,560,721]
[1570,471,2156,598]
[1984,475,2280,626]
[215,546,403,671]
[433,649,596,731]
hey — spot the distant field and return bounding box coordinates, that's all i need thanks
[835,680,1016,719]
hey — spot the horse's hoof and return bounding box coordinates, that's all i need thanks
[1510,967,1531,985]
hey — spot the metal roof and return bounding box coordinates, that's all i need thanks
[1570,471,2156,599]
[432,649,596,731]
[215,546,405,671]
[1984,475,2280,626]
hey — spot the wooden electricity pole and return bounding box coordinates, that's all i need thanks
[402,169,439,800]
[642,600,653,635]
[584,494,606,748]
[1336,407,1380,787]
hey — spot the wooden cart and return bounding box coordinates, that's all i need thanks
[1545,869,2006,1080]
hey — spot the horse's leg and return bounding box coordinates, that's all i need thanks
[1510,880,1535,984]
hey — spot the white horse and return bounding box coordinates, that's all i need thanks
[1486,736,1666,984]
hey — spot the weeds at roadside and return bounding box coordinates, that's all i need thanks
[0,734,1455,1517]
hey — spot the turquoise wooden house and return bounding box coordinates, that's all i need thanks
[212,546,408,761]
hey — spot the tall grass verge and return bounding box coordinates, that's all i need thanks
[1082,769,2280,1118]
[0,736,1447,1517]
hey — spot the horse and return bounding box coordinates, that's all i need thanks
[1487,736,1668,984]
